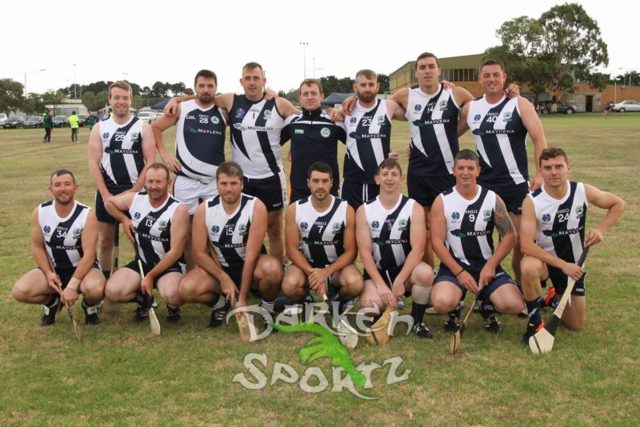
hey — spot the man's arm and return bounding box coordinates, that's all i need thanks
[452,86,474,110]
[164,93,234,116]
[87,123,111,201]
[129,123,157,193]
[285,203,314,274]
[238,200,269,307]
[356,205,393,306]
[386,99,406,121]
[151,109,180,173]
[518,96,547,190]
[583,184,626,247]
[457,102,470,137]
[275,97,300,118]
[478,196,516,286]
[62,210,100,306]
[30,207,61,293]
[390,87,409,110]
[390,202,426,297]
[104,192,136,241]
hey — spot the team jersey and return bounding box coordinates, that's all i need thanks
[343,99,392,184]
[364,195,415,272]
[529,181,587,264]
[295,195,348,268]
[466,96,529,192]
[440,185,497,274]
[282,108,346,193]
[406,85,460,176]
[99,115,145,192]
[130,191,185,269]
[205,193,257,269]
[38,200,91,270]
[229,95,285,179]
[175,99,227,184]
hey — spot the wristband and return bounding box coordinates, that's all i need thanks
[455,268,464,277]
[67,277,81,291]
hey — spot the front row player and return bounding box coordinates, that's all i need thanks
[104,163,189,322]
[12,169,105,325]
[430,150,524,332]
[179,161,283,327]
[520,147,625,342]
[356,159,435,338]
[282,161,363,314]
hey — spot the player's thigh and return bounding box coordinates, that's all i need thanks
[430,281,463,312]
[360,279,383,308]
[179,265,220,296]
[334,264,364,292]
[12,269,52,300]
[79,268,106,295]
[488,282,524,314]
[105,267,140,298]
[254,254,283,284]
[520,256,547,281]
[281,264,306,294]
[407,262,435,288]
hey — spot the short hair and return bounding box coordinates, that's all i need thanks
[377,158,402,175]
[299,78,323,93]
[50,169,76,184]
[242,62,264,75]
[540,147,569,165]
[355,69,377,80]
[480,59,505,73]
[415,52,440,68]
[307,161,333,179]
[454,149,480,165]
[72,110,76,115]
[108,81,133,97]
[147,162,171,179]
[194,69,218,87]
[216,161,244,180]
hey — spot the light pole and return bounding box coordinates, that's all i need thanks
[23,68,47,97]
[299,41,309,80]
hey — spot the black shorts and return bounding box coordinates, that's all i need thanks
[546,265,586,296]
[95,188,130,223]
[340,180,379,209]
[479,182,528,215]
[222,264,264,299]
[364,266,411,297]
[434,264,515,301]
[243,174,287,212]
[41,263,100,289]
[407,174,455,207]
[124,259,184,287]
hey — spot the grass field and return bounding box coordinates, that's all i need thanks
[1,114,639,425]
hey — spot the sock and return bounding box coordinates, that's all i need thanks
[44,294,59,308]
[261,298,275,314]
[411,302,428,325]
[102,270,111,280]
[525,298,542,327]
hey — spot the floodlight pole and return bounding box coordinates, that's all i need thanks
[300,42,309,80]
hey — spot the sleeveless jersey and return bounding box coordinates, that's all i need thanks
[175,99,227,184]
[466,96,529,192]
[295,196,348,268]
[38,200,91,270]
[440,185,497,274]
[529,181,587,264]
[205,193,257,269]
[130,192,185,268]
[99,116,145,192]
[363,195,415,272]
[229,96,285,179]
[406,85,460,176]
[343,99,392,184]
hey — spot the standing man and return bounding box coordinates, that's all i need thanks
[178,161,283,328]
[281,79,346,202]
[342,69,405,209]
[42,109,53,143]
[88,81,156,279]
[282,161,363,315]
[104,163,189,322]
[356,159,435,338]
[68,111,80,143]
[519,147,625,341]
[459,59,547,283]
[152,69,227,217]
[430,150,524,332]
[12,169,105,325]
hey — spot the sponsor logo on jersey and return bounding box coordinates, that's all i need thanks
[72,228,81,239]
[483,209,492,220]
[235,108,245,118]
[439,100,448,111]
[134,212,141,219]
[238,224,248,236]
[43,225,51,234]
[414,104,422,112]
[212,225,220,234]
[320,127,330,138]
[294,129,304,135]
[158,220,168,231]
[300,221,309,230]
[211,116,220,124]
[542,213,552,222]
[575,206,584,217]
[102,132,110,140]
[350,117,357,124]
[263,110,272,119]
[131,132,140,140]
[450,229,491,238]
[376,116,385,125]
[452,211,460,220]
[473,114,481,122]
[397,219,408,231]
[371,220,380,230]
[503,111,512,122]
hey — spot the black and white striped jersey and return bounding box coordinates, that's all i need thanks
[205,193,257,269]
[406,85,460,176]
[440,186,496,274]
[175,99,227,184]
[130,191,184,268]
[295,196,348,268]
[530,181,587,263]
[466,96,529,192]
[99,116,145,192]
[363,195,415,272]
[229,96,285,179]
[343,99,392,184]
[38,200,91,270]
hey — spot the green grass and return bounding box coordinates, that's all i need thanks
[1,114,639,425]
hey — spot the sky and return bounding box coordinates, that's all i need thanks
[2,0,638,95]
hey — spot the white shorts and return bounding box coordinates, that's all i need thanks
[173,175,218,215]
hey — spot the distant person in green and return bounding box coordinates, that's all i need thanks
[68,111,80,143]
[42,109,53,143]
[86,113,98,131]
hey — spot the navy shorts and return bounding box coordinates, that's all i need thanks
[42,263,100,289]
[222,264,265,299]
[364,266,411,297]
[95,188,130,223]
[479,182,528,215]
[407,174,455,207]
[434,264,515,301]
[546,265,586,296]
[340,180,379,209]
[124,258,184,287]
[243,173,287,212]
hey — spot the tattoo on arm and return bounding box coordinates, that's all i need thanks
[495,198,515,237]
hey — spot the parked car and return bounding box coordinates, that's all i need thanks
[77,114,89,127]
[0,113,7,126]
[137,111,160,123]
[24,116,44,128]
[612,100,640,112]
[540,100,577,114]
[3,117,25,128]
[52,115,68,127]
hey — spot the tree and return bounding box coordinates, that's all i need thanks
[378,74,390,93]
[22,93,44,115]
[41,90,67,116]
[0,78,24,114]
[485,3,608,99]
[81,90,109,112]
